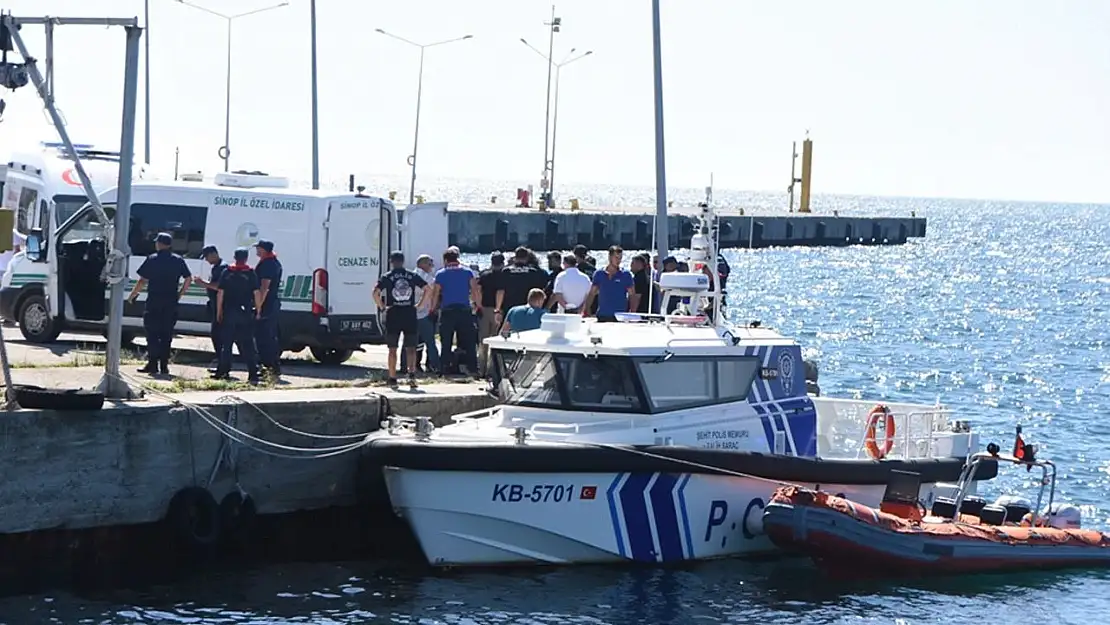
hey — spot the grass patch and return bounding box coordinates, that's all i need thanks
[142,369,389,394]
[9,348,146,369]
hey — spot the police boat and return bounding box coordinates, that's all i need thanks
[363,204,996,567]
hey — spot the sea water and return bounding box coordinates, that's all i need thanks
[1,186,1108,624]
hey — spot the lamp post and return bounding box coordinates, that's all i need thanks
[537,6,560,207]
[521,42,591,209]
[375,29,473,206]
[144,0,150,165]
[176,0,289,172]
[651,0,668,266]
[309,0,319,189]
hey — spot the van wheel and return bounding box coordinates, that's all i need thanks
[18,293,61,343]
[310,347,354,365]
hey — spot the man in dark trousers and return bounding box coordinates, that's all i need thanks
[193,245,227,369]
[128,232,191,375]
[254,239,283,377]
[432,247,480,376]
[213,247,261,385]
[373,251,429,388]
[476,251,505,377]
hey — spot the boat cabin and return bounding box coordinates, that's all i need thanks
[484,313,817,454]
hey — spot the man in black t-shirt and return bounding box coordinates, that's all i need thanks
[496,246,550,325]
[544,251,563,304]
[631,254,652,314]
[573,244,597,276]
[476,251,505,376]
[373,251,429,387]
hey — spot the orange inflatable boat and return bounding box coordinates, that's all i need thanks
[762,430,1110,576]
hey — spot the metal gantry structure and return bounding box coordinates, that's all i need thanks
[0,13,145,400]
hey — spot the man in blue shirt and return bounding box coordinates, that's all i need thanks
[193,245,227,368]
[213,247,261,385]
[503,288,547,333]
[432,248,480,376]
[128,232,191,375]
[254,239,283,377]
[581,245,636,322]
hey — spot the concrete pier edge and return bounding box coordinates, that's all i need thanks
[0,384,497,590]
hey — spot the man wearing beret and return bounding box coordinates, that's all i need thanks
[128,232,191,375]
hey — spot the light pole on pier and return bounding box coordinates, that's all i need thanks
[176,0,289,172]
[650,0,669,266]
[375,29,473,206]
[536,6,560,208]
[521,41,591,210]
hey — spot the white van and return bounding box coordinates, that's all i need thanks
[1,171,449,364]
[3,141,146,243]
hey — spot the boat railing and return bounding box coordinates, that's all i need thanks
[521,416,639,438]
[812,397,966,460]
[449,406,503,425]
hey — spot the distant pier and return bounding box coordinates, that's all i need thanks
[442,204,927,254]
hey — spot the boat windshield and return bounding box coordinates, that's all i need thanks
[494,350,644,413]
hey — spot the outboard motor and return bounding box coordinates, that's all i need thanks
[1041,503,1082,529]
[978,505,1007,526]
[804,360,820,396]
[994,495,1033,524]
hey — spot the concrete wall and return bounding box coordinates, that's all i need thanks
[0,388,496,534]
[443,210,927,253]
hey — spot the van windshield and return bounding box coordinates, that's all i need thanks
[60,204,115,244]
[54,194,91,227]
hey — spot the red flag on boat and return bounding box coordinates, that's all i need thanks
[1013,426,1026,460]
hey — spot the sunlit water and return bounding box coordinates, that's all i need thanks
[2,186,1109,624]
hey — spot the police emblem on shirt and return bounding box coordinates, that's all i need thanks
[778,350,796,395]
[391,276,414,304]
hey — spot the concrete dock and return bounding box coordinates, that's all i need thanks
[0,330,497,591]
[441,204,927,253]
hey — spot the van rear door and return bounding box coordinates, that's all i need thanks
[324,198,391,339]
[400,202,448,264]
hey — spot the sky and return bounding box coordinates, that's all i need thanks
[1,0,1109,204]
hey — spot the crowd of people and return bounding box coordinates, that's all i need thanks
[372,243,731,386]
[126,234,730,388]
[127,233,284,385]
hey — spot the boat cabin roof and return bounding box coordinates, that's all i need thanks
[483,313,796,357]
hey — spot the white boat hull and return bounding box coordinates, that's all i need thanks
[383,468,963,566]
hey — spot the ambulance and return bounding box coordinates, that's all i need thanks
[3,141,145,243]
[0,170,449,364]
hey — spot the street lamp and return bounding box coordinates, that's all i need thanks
[535,6,560,208]
[375,29,473,206]
[176,0,289,172]
[521,41,591,209]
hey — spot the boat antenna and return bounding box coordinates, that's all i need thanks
[709,174,725,320]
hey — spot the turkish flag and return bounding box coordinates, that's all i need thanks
[580,486,598,500]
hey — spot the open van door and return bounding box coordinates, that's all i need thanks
[324,197,392,341]
[400,202,448,266]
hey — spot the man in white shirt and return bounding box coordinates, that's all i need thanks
[549,254,592,314]
[401,254,441,374]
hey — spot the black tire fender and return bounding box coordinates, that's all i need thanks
[218,491,258,545]
[13,384,105,411]
[166,486,221,548]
